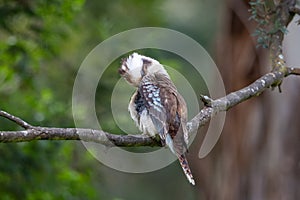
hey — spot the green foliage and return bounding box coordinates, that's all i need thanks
[0,0,218,199]
[0,142,97,200]
[0,0,98,199]
[249,0,288,48]
[0,0,85,122]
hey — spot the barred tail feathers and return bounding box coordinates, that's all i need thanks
[178,154,195,185]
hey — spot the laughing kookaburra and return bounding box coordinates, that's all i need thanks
[118,52,195,185]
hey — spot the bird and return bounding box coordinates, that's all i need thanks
[118,52,195,185]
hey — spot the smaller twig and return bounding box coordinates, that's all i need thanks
[0,110,33,129]
[199,95,213,107]
[287,67,300,75]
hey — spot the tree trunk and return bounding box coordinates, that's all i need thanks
[192,0,300,199]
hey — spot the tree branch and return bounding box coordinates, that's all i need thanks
[0,110,33,129]
[288,67,300,75]
[0,127,160,147]
[187,68,298,132]
[1,67,299,146]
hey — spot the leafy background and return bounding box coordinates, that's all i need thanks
[0,0,221,199]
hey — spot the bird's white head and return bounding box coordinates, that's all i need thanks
[118,52,169,87]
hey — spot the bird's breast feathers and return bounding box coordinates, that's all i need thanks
[128,90,157,137]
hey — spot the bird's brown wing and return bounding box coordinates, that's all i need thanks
[140,73,187,154]
[140,73,194,185]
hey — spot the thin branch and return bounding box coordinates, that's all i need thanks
[0,110,33,129]
[1,67,299,146]
[269,1,295,71]
[288,67,300,75]
[0,127,160,146]
[187,67,295,132]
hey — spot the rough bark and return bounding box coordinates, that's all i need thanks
[192,0,300,199]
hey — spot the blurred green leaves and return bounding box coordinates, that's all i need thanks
[0,0,219,199]
[0,0,85,121]
[0,1,97,199]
